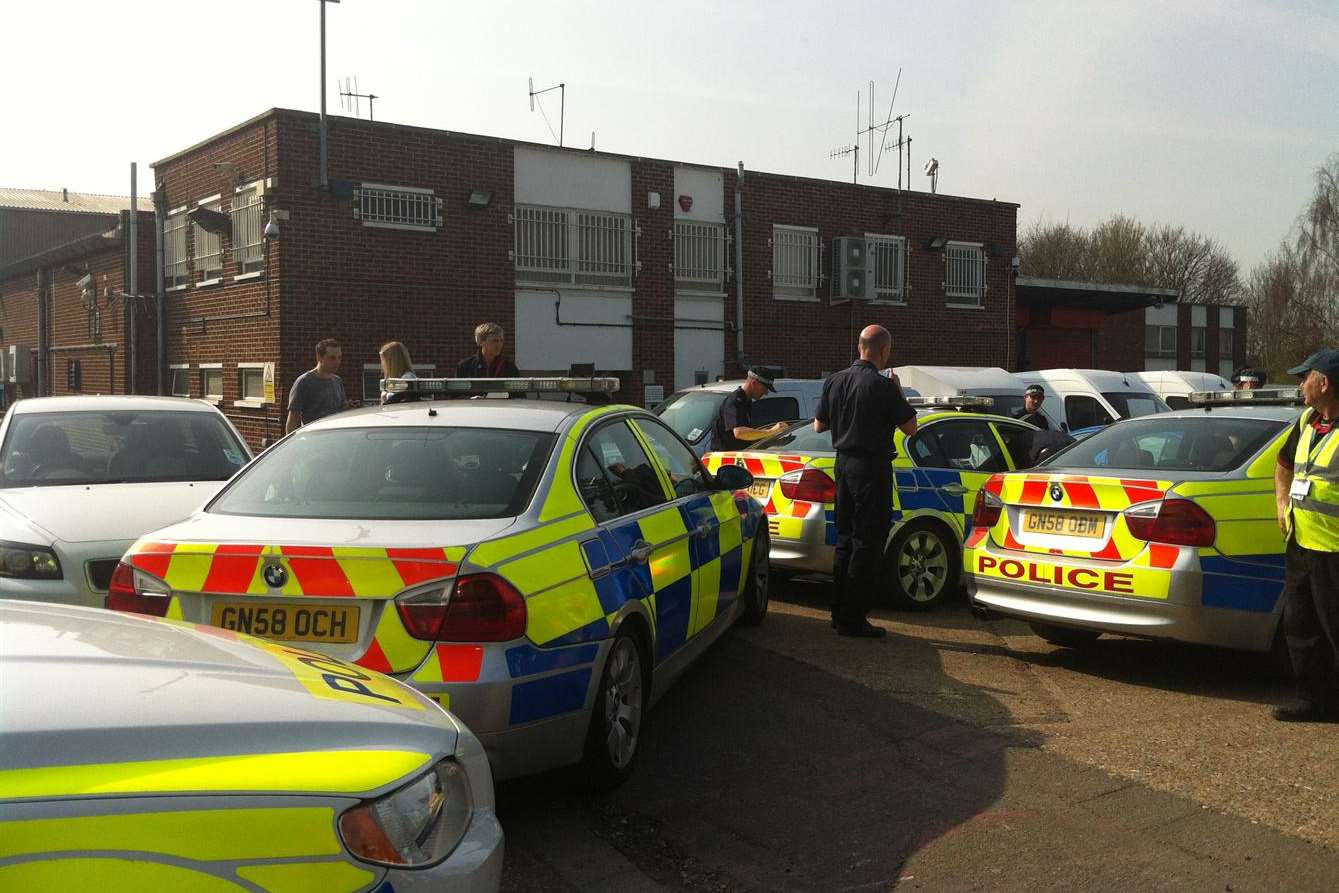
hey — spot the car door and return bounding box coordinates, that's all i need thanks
[631,417,743,641]
[907,418,1010,538]
[992,419,1042,471]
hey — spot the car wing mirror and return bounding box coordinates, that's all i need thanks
[713,464,754,491]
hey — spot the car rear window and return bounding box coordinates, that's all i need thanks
[1044,416,1288,473]
[755,423,833,453]
[209,427,554,520]
[655,391,727,444]
[0,410,248,488]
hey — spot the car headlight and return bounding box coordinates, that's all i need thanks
[0,541,62,580]
[338,759,473,868]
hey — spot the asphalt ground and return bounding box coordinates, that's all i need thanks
[497,578,1339,892]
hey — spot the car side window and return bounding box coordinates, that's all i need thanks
[914,420,1007,473]
[993,422,1034,469]
[908,427,948,467]
[632,418,711,498]
[578,422,669,520]
[751,396,800,427]
[1065,395,1113,429]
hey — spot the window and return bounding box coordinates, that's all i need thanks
[576,422,668,521]
[674,221,728,292]
[239,366,265,401]
[513,204,633,287]
[67,359,82,393]
[231,184,265,274]
[1101,392,1168,419]
[201,366,223,401]
[1049,417,1288,474]
[1191,326,1206,357]
[772,225,820,301]
[192,199,223,281]
[751,396,800,427]
[945,242,985,304]
[362,363,437,404]
[164,210,189,287]
[866,234,907,302]
[632,419,711,498]
[1145,325,1177,357]
[1065,395,1114,430]
[170,366,191,397]
[353,183,443,232]
[1219,328,1234,362]
[654,390,728,447]
[911,420,1007,472]
[994,422,1036,469]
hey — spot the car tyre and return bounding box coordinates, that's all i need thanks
[582,626,648,789]
[886,520,959,610]
[1029,622,1101,648]
[738,529,770,626]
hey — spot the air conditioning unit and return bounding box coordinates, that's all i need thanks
[830,237,874,302]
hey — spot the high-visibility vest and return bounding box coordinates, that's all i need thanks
[1291,408,1339,552]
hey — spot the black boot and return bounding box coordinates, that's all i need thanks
[1272,699,1338,722]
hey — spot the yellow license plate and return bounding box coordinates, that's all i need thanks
[747,481,772,500]
[212,601,360,643]
[1023,509,1106,538]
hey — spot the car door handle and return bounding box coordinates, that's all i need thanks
[942,484,968,495]
[628,541,655,564]
[692,523,713,540]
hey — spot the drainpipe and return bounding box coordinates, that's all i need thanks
[129,163,138,394]
[733,162,745,369]
[154,184,166,395]
[36,268,49,396]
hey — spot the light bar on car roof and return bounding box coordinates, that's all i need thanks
[905,395,996,410]
[384,376,621,394]
[1187,387,1303,406]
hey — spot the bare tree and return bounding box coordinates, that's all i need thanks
[1088,214,1148,285]
[1144,224,1241,305]
[1017,220,1091,280]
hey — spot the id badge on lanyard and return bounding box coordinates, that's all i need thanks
[1290,477,1312,501]
[1295,423,1335,500]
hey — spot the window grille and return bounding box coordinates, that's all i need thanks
[674,221,728,291]
[164,211,189,287]
[202,368,223,400]
[866,234,907,301]
[944,242,985,304]
[193,201,222,280]
[772,225,820,300]
[240,367,265,400]
[231,186,265,274]
[1144,325,1178,357]
[353,184,443,231]
[514,205,633,287]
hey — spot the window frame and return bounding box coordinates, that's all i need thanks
[1190,326,1206,358]
[164,207,190,290]
[573,418,672,522]
[908,418,1009,474]
[1144,324,1178,358]
[864,232,908,304]
[200,363,224,403]
[944,241,986,307]
[513,203,635,289]
[191,195,224,285]
[673,220,729,294]
[353,183,443,232]
[630,417,713,499]
[771,224,821,302]
[236,363,268,408]
[169,364,192,398]
[231,181,266,277]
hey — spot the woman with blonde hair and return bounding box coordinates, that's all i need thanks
[378,341,417,404]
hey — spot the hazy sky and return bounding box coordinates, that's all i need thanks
[5,0,1336,271]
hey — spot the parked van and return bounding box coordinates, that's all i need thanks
[655,378,825,456]
[893,366,1029,418]
[1015,369,1169,431]
[1130,370,1232,410]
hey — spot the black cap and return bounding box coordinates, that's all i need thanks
[1023,384,1045,399]
[1232,367,1263,385]
[747,367,777,393]
[1287,350,1339,382]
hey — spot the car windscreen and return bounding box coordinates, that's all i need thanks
[1102,391,1169,419]
[655,391,727,444]
[0,410,249,488]
[208,427,554,520]
[1042,416,1288,473]
[755,423,833,453]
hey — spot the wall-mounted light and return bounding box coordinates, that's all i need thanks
[926,236,946,250]
[467,190,492,209]
[264,210,281,240]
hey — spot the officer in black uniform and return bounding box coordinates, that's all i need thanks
[710,368,787,452]
[814,325,918,637]
[1012,384,1051,430]
[1233,367,1265,390]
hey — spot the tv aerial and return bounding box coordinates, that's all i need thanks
[339,76,379,121]
[827,69,916,189]
[528,77,565,148]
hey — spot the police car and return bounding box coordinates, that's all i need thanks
[0,599,502,892]
[965,388,1302,651]
[110,377,768,785]
[703,397,1041,609]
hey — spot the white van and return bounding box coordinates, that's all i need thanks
[654,378,825,456]
[1130,370,1232,410]
[893,366,1029,419]
[1015,369,1170,432]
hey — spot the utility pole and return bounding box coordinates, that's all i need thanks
[319,0,340,189]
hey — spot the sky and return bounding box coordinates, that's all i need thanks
[4,0,1336,272]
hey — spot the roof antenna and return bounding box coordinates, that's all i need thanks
[339,75,379,121]
[528,76,565,147]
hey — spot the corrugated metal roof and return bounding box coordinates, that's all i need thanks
[0,187,154,214]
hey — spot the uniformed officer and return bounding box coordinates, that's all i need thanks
[1012,384,1052,430]
[710,368,787,452]
[814,325,917,637]
[1233,367,1265,390]
[1273,348,1339,722]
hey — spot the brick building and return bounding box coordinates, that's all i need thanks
[0,187,154,268]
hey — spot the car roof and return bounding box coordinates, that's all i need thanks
[1132,370,1231,390]
[670,378,823,396]
[894,365,1025,391]
[1150,405,1302,422]
[7,395,224,414]
[298,397,631,434]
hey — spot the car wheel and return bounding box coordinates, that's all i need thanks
[1029,622,1101,648]
[887,521,959,610]
[582,627,648,789]
[738,530,770,626]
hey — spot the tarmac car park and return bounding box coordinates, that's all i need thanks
[110,377,768,786]
[965,388,1302,652]
[0,599,502,893]
[703,397,1043,609]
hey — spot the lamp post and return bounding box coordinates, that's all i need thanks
[318,0,340,189]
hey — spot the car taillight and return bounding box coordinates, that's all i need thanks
[1123,498,1216,547]
[972,486,1004,529]
[778,468,835,503]
[107,561,172,617]
[399,573,526,643]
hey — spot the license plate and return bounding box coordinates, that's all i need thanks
[1023,509,1106,539]
[747,480,772,500]
[212,601,360,643]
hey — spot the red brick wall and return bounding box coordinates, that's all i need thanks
[1092,306,1145,372]
[626,159,677,401]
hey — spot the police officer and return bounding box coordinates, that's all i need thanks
[710,368,787,452]
[1012,384,1052,430]
[814,325,917,637]
[1233,367,1265,390]
[1273,348,1339,722]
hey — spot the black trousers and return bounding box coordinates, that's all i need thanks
[832,452,892,625]
[1282,537,1339,703]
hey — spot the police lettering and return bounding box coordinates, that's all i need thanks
[276,647,406,706]
[976,555,1134,594]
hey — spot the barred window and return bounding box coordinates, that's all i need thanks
[192,200,223,280]
[772,225,820,301]
[866,234,907,302]
[231,185,265,274]
[354,183,443,232]
[674,221,728,291]
[1145,325,1177,357]
[945,242,985,305]
[514,204,633,287]
[164,211,189,287]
